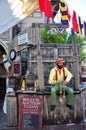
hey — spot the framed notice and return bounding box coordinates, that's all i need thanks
[18,95,43,130]
[13,60,21,76]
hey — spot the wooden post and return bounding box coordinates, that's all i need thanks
[6,94,17,127]
[71,29,80,90]
[35,23,44,91]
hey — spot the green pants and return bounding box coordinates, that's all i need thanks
[51,84,73,105]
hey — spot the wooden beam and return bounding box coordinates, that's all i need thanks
[32,23,69,28]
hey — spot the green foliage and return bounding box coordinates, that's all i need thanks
[49,33,69,43]
[40,28,50,43]
[76,34,85,44]
[40,27,86,61]
[80,44,86,61]
[40,27,86,44]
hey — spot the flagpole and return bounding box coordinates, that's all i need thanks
[71,28,80,90]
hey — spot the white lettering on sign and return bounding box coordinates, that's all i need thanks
[21,96,42,113]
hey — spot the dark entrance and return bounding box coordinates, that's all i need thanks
[0,78,6,100]
[0,78,6,112]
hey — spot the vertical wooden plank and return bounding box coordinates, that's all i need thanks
[81,90,86,121]
[35,23,44,91]
[74,93,83,122]
[6,95,17,127]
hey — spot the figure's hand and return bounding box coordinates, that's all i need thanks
[56,81,60,84]
[63,81,68,85]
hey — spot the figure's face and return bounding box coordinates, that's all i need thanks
[56,63,64,69]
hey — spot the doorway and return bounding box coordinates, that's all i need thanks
[0,78,6,112]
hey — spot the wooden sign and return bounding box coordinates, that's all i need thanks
[18,95,43,130]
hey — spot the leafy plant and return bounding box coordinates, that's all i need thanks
[40,27,86,61]
[40,27,86,44]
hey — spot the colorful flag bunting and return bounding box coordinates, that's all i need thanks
[55,28,65,33]
[77,16,83,35]
[72,11,78,32]
[67,4,79,33]
[53,9,61,24]
[39,0,53,18]
[84,22,86,37]
[59,0,69,25]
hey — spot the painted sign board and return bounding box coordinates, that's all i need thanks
[18,95,43,130]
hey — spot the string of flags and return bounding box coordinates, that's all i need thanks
[38,0,86,37]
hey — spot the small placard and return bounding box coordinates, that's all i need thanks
[19,96,43,130]
[18,33,28,45]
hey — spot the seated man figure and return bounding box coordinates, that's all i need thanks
[48,58,74,111]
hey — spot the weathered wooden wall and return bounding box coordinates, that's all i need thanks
[27,44,81,89]
[8,26,81,90]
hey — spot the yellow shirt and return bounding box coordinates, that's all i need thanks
[48,67,73,84]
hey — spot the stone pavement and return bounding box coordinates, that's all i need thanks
[2,123,86,130]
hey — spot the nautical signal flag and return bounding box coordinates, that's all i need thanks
[83,22,86,37]
[66,4,79,33]
[59,0,69,25]
[72,11,78,32]
[77,16,83,35]
[39,0,53,18]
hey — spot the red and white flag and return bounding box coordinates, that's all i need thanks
[72,11,78,32]
[65,0,86,22]
[67,4,78,32]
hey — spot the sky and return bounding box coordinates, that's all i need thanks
[65,0,86,22]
